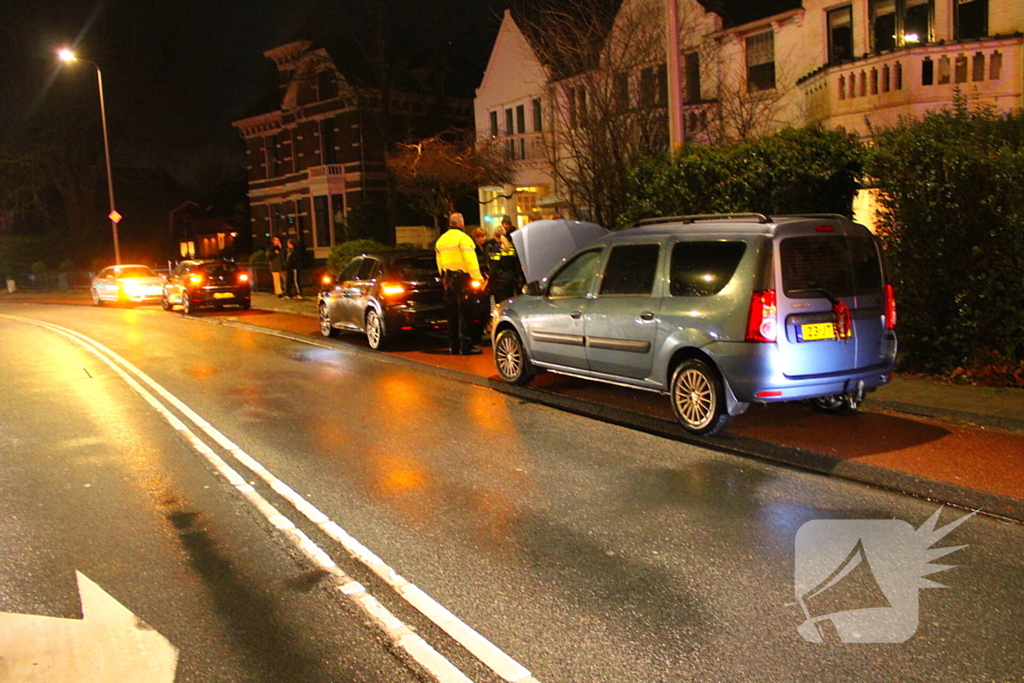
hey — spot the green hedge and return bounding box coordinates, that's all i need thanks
[620,126,864,226]
[325,240,391,276]
[867,99,1024,372]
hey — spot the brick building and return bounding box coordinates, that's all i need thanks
[233,40,472,259]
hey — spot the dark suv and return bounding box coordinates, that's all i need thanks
[493,214,897,435]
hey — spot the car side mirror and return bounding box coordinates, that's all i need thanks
[523,281,542,297]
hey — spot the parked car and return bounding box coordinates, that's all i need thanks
[91,264,164,305]
[318,250,488,349]
[493,213,898,435]
[161,260,251,314]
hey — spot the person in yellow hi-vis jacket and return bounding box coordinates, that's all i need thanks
[435,213,485,355]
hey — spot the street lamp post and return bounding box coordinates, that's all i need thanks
[58,49,121,265]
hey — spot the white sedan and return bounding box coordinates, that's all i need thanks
[91,265,165,305]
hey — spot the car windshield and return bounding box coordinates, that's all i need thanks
[389,256,437,282]
[115,266,157,279]
[200,263,238,277]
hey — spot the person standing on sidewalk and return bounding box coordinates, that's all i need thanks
[268,237,285,298]
[285,238,304,299]
[486,217,524,304]
[435,213,483,355]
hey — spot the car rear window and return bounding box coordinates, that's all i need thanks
[199,263,238,277]
[670,241,747,296]
[390,256,436,281]
[600,244,660,295]
[781,236,853,298]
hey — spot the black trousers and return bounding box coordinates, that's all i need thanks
[442,271,475,354]
[285,268,302,297]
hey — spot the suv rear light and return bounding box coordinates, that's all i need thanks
[188,273,204,286]
[745,289,777,342]
[884,283,897,329]
[237,272,250,283]
[381,282,405,297]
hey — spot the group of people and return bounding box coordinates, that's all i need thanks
[266,237,306,299]
[435,213,525,356]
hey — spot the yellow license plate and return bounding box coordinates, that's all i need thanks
[213,292,234,299]
[800,322,840,341]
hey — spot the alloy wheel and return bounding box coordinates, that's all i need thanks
[672,366,716,431]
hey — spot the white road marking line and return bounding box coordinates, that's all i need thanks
[0,315,473,683]
[2,314,540,683]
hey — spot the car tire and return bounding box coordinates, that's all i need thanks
[494,328,536,386]
[92,288,103,306]
[365,309,389,350]
[160,293,171,311]
[807,394,859,415]
[182,293,194,316]
[239,299,251,311]
[319,303,338,338]
[670,359,732,436]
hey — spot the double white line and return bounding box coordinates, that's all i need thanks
[2,314,539,683]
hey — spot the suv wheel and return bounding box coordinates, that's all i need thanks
[365,309,389,350]
[182,293,194,316]
[160,292,171,310]
[670,359,732,436]
[92,288,103,306]
[319,303,338,337]
[494,328,536,386]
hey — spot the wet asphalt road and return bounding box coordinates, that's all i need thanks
[0,303,1022,683]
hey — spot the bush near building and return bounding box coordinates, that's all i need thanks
[867,99,1024,381]
[620,126,864,227]
[325,240,391,277]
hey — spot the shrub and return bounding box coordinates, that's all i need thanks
[247,250,268,264]
[58,259,77,272]
[620,126,864,227]
[325,239,390,276]
[867,97,1024,373]
[31,261,47,274]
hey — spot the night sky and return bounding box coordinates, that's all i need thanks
[1,0,508,193]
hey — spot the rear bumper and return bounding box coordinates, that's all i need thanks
[189,287,251,306]
[708,340,896,403]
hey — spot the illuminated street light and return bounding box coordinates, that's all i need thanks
[59,48,121,264]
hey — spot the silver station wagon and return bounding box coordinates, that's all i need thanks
[493,214,898,435]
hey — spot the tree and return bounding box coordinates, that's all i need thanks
[388,132,514,230]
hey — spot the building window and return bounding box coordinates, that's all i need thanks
[684,52,701,103]
[314,196,330,249]
[490,111,498,139]
[320,119,337,165]
[317,70,337,101]
[505,108,514,136]
[828,6,854,63]
[640,67,655,107]
[265,135,279,177]
[956,0,988,41]
[871,0,897,52]
[516,104,526,134]
[871,0,932,53]
[533,98,543,132]
[656,63,668,106]
[746,31,775,93]
[615,72,630,110]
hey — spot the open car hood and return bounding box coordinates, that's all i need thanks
[511,219,609,284]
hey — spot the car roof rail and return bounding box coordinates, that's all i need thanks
[772,213,850,221]
[634,213,770,227]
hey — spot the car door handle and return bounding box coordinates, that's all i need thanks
[640,311,655,321]
[570,310,582,319]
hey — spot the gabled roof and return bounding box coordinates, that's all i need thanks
[706,0,803,29]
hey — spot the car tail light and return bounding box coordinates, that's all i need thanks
[470,280,483,290]
[745,289,777,343]
[237,272,250,283]
[381,282,405,297]
[188,273,204,286]
[884,283,897,329]
[321,275,332,286]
